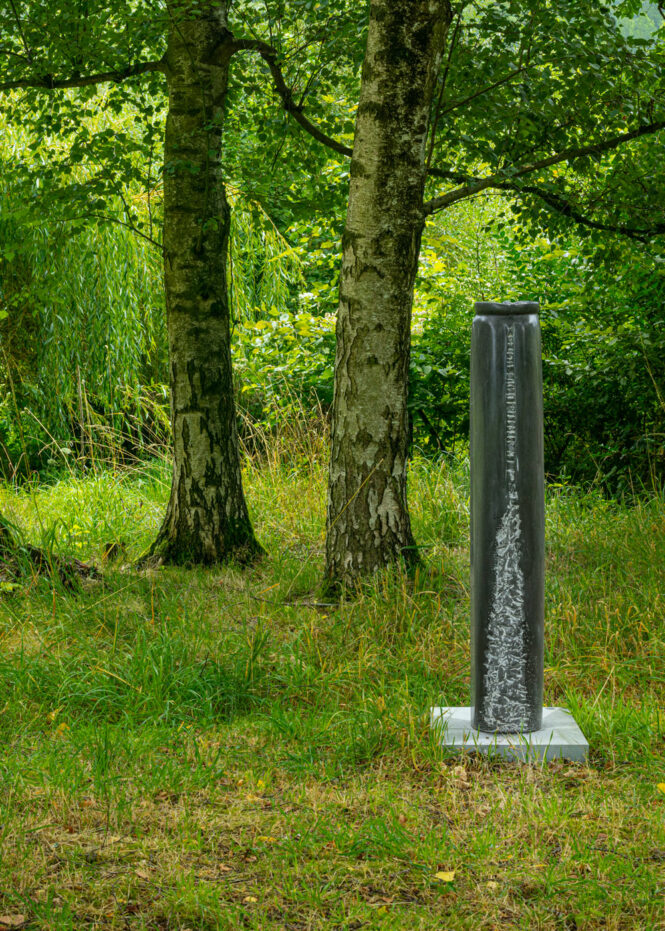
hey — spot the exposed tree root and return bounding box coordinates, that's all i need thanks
[136,533,264,571]
[0,520,99,589]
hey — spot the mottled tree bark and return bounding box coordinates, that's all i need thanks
[148,3,261,565]
[325,0,450,588]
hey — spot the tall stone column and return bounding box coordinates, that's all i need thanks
[470,301,544,733]
[431,300,588,761]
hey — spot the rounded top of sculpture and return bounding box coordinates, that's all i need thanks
[474,301,540,316]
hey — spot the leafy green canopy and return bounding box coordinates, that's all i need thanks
[2,0,665,494]
[0,0,164,85]
[0,0,362,473]
[0,0,363,243]
[423,0,665,238]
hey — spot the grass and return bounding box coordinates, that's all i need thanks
[0,430,664,930]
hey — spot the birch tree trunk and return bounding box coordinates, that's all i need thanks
[148,3,261,565]
[324,0,450,588]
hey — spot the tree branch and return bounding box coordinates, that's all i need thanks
[229,38,353,158]
[424,119,665,214]
[0,46,31,64]
[8,0,34,65]
[65,213,163,249]
[518,185,665,241]
[437,64,527,122]
[425,168,665,241]
[0,58,165,92]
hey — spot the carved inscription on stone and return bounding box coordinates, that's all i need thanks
[482,325,530,731]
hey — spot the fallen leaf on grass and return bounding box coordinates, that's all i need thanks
[134,869,151,880]
[486,881,499,891]
[0,917,26,929]
[435,871,456,883]
[243,896,258,904]
[218,863,232,872]
[657,783,665,795]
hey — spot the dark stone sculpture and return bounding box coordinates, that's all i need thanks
[470,301,544,734]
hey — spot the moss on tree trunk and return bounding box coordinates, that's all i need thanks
[324,0,450,589]
[147,3,261,566]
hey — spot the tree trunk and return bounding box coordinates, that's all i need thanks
[324,0,450,588]
[148,3,261,565]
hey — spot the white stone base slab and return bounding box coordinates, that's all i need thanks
[431,706,589,762]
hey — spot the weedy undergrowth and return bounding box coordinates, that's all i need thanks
[0,418,663,930]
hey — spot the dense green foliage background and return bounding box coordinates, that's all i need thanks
[1,1,664,495]
[3,146,664,495]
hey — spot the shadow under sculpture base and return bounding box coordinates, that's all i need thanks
[431,706,588,762]
[431,301,588,762]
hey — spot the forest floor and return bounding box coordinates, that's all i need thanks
[0,437,664,930]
